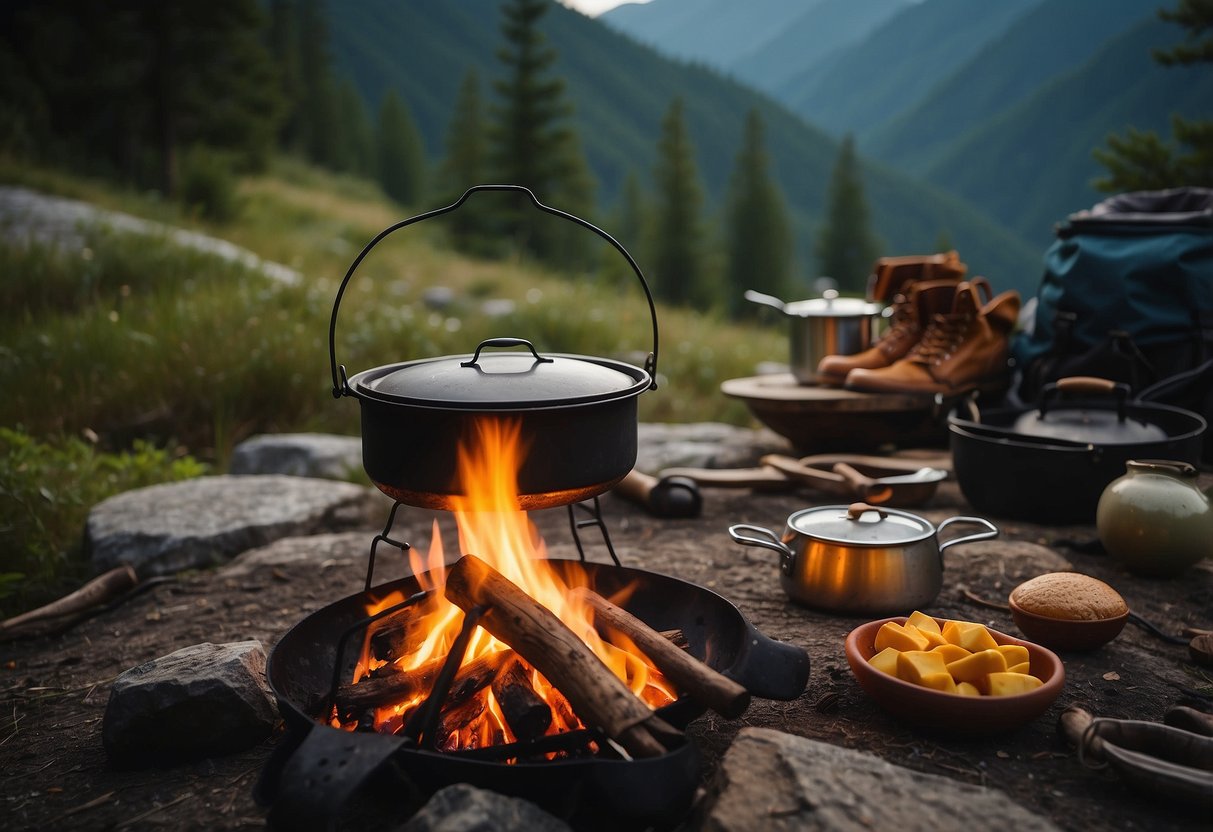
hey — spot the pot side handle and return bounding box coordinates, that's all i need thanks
[728,524,795,576]
[936,516,999,556]
[328,184,659,398]
[729,625,811,702]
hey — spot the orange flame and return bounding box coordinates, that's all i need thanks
[340,417,675,749]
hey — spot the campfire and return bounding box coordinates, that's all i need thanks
[328,417,745,759]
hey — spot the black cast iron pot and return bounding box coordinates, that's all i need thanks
[328,185,660,510]
[949,377,1206,524]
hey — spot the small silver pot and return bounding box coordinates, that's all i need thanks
[745,289,883,384]
[729,502,998,615]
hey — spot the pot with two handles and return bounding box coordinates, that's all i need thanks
[329,185,659,511]
[729,503,998,615]
[744,289,883,385]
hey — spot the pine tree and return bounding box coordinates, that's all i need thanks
[296,0,341,168]
[334,78,374,176]
[651,97,714,308]
[1094,0,1213,190]
[487,0,596,261]
[724,109,794,317]
[438,69,492,249]
[377,88,426,207]
[815,134,880,294]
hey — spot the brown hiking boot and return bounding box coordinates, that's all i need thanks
[816,280,959,385]
[844,278,1021,396]
[867,250,967,303]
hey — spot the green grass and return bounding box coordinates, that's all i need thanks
[0,157,783,612]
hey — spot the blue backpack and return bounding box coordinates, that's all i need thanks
[1012,188,1213,450]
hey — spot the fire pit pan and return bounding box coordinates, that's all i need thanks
[328,185,661,511]
[258,560,809,829]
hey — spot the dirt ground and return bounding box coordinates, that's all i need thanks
[2,471,1211,831]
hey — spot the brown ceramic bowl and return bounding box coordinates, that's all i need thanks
[844,616,1065,735]
[1007,596,1128,651]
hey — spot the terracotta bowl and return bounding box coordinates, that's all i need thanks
[1007,597,1128,651]
[844,616,1065,735]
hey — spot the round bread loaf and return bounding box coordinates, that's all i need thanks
[1010,572,1128,621]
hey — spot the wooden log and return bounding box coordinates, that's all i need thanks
[571,587,751,719]
[492,657,552,743]
[1,565,137,633]
[336,649,507,711]
[443,554,680,759]
[437,688,488,748]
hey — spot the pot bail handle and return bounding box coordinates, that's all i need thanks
[328,184,660,398]
[461,337,553,368]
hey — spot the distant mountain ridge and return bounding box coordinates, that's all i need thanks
[729,0,910,96]
[324,0,1042,294]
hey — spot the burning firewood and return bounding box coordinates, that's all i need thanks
[335,649,508,712]
[491,656,553,743]
[444,554,682,759]
[570,587,751,719]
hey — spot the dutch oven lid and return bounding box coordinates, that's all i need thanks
[788,503,934,546]
[1010,378,1168,445]
[350,337,649,409]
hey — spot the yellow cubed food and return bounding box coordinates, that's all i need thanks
[869,647,901,676]
[895,650,948,685]
[1007,662,1031,675]
[874,621,930,653]
[929,643,972,664]
[941,620,1000,652]
[918,672,958,694]
[906,610,942,635]
[946,649,1008,684]
[956,681,982,697]
[986,671,1043,697]
[996,644,1030,669]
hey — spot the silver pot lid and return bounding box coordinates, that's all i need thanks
[787,503,935,546]
[781,295,883,318]
[349,337,650,409]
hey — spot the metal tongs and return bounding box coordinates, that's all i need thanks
[1059,705,1213,811]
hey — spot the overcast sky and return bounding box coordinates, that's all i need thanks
[560,0,647,17]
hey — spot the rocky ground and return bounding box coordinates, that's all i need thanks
[1,428,1210,831]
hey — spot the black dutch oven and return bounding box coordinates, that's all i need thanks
[949,376,1206,524]
[328,185,660,510]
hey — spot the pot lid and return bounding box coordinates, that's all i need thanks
[781,293,883,319]
[349,337,649,409]
[1011,407,1168,444]
[787,503,934,545]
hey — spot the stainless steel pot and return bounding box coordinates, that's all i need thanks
[728,502,998,615]
[745,289,883,384]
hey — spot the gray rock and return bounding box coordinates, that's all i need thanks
[401,783,572,832]
[637,422,790,472]
[229,433,363,480]
[87,474,381,576]
[699,727,1059,832]
[103,641,278,765]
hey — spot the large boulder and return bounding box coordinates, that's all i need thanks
[229,433,364,480]
[401,783,572,832]
[699,727,1060,831]
[87,474,382,576]
[102,641,278,765]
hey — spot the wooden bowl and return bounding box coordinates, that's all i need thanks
[844,616,1065,735]
[1007,596,1128,651]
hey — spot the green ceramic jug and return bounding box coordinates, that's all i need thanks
[1096,460,1213,577]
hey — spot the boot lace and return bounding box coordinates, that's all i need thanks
[875,293,918,354]
[910,312,970,364]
